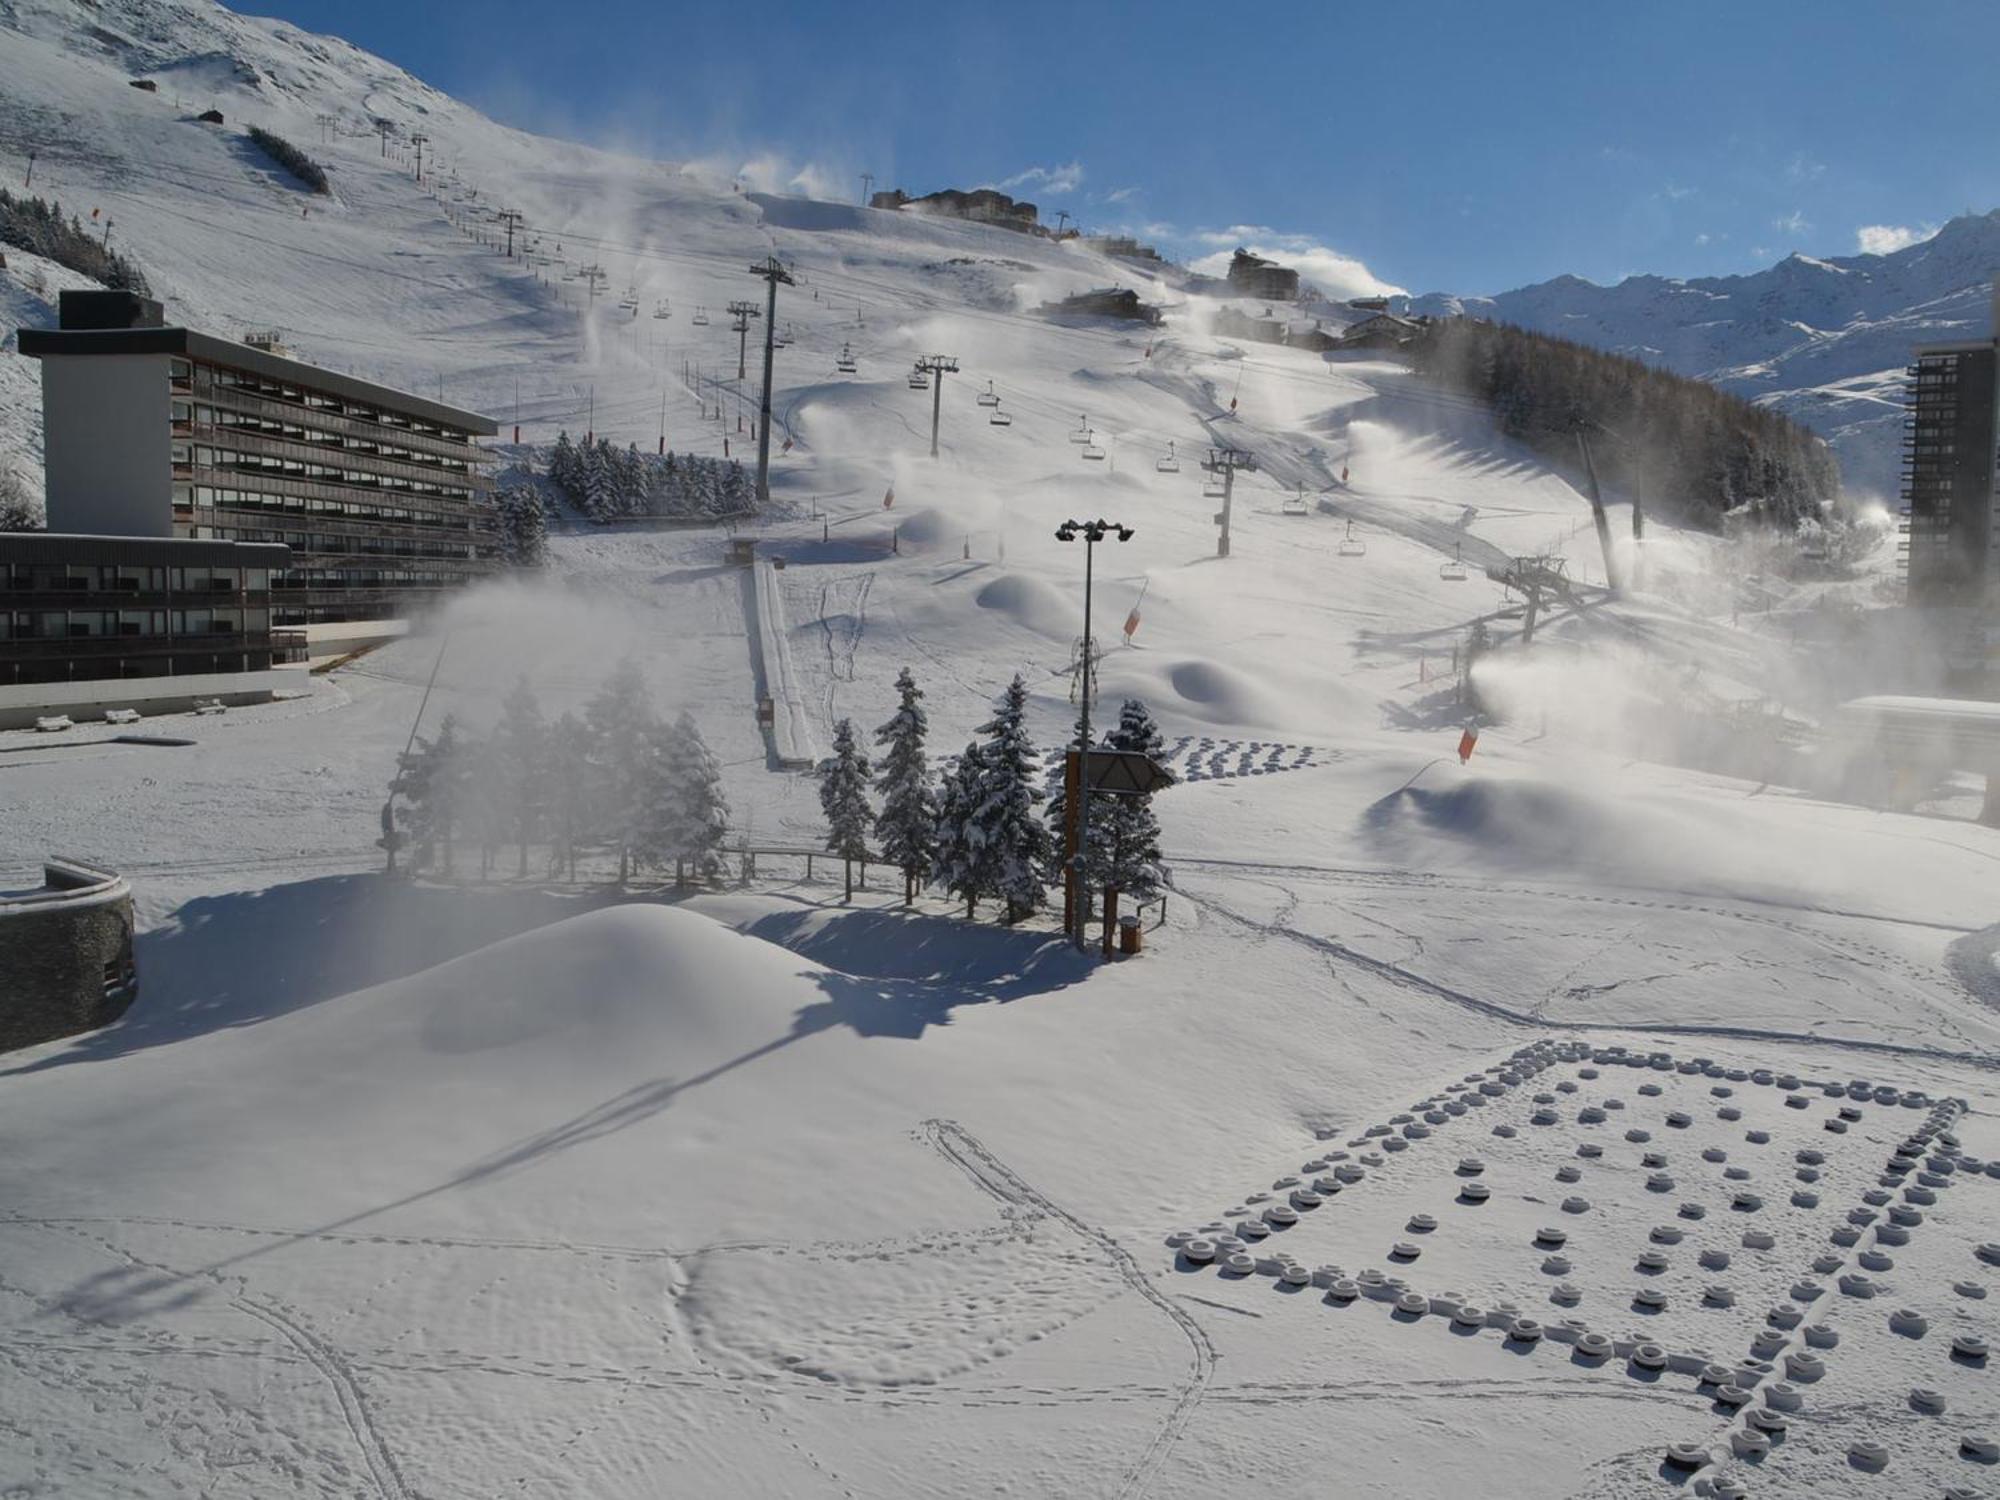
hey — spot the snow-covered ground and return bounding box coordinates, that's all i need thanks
[3,5,1998,1497]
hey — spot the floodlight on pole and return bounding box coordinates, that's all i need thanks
[1055,517,1134,951]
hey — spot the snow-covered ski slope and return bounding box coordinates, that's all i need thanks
[4,5,1999,1498]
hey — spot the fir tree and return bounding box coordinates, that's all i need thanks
[819,717,874,901]
[392,714,467,874]
[1103,698,1167,903]
[932,741,990,918]
[545,711,595,882]
[549,430,580,497]
[492,676,548,876]
[585,658,653,882]
[971,674,1051,923]
[659,710,731,885]
[873,667,939,903]
[495,482,548,566]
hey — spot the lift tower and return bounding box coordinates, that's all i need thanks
[748,255,795,505]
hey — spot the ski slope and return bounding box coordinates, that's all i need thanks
[3,5,1997,1498]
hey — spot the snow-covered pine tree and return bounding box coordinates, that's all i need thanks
[544,710,595,882]
[1103,697,1167,904]
[391,713,467,874]
[971,674,1052,923]
[617,442,648,519]
[492,675,548,876]
[873,666,939,903]
[819,717,874,901]
[549,430,579,498]
[584,658,653,882]
[495,483,549,566]
[931,741,990,918]
[660,709,731,885]
[462,732,513,879]
[581,437,616,523]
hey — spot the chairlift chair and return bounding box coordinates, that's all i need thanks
[1068,414,1091,445]
[1081,429,1106,461]
[835,342,858,374]
[1202,477,1226,499]
[1283,486,1309,516]
[1338,520,1367,557]
[988,401,1013,427]
[653,299,672,320]
[1155,439,1180,474]
[692,306,710,326]
[976,379,1001,408]
[909,365,930,390]
[1439,544,1468,581]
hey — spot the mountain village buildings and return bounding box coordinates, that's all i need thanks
[4,289,498,723]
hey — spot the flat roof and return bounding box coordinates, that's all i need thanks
[16,325,499,435]
[0,533,292,566]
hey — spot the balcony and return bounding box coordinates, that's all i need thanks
[200,382,491,467]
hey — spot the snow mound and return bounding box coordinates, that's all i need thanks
[387,902,807,1058]
[891,506,955,548]
[973,572,1074,637]
[1162,658,1284,728]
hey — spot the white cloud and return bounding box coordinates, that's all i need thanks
[997,160,1084,196]
[1856,222,1938,255]
[1187,235,1405,300]
[1785,152,1825,183]
[1773,210,1810,236]
[1694,232,1712,246]
[1661,183,1696,201]
[1102,185,1139,204]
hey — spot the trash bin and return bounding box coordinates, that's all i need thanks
[1119,914,1142,955]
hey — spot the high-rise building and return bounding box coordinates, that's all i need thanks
[1903,285,2000,613]
[19,290,499,626]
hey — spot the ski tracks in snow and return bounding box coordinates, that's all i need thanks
[920,1119,1214,1499]
[234,1293,411,1500]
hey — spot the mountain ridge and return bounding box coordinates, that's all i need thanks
[1412,212,2000,500]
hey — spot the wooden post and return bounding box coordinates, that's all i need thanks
[1101,886,1119,957]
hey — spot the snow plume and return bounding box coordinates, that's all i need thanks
[997,161,1085,196]
[1186,226,1404,300]
[1856,222,1939,255]
[729,152,847,200]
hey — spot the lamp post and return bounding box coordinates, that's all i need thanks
[1056,517,1134,950]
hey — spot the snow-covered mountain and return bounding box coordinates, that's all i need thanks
[1413,214,2000,500]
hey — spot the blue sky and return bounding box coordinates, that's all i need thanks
[253,0,2000,297]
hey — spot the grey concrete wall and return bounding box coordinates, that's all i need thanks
[0,666,304,729]
[41,353,173,536]
[0,880,136,1053]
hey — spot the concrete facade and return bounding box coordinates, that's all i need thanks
[0,857,137,1053]
[41,352,174,537]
